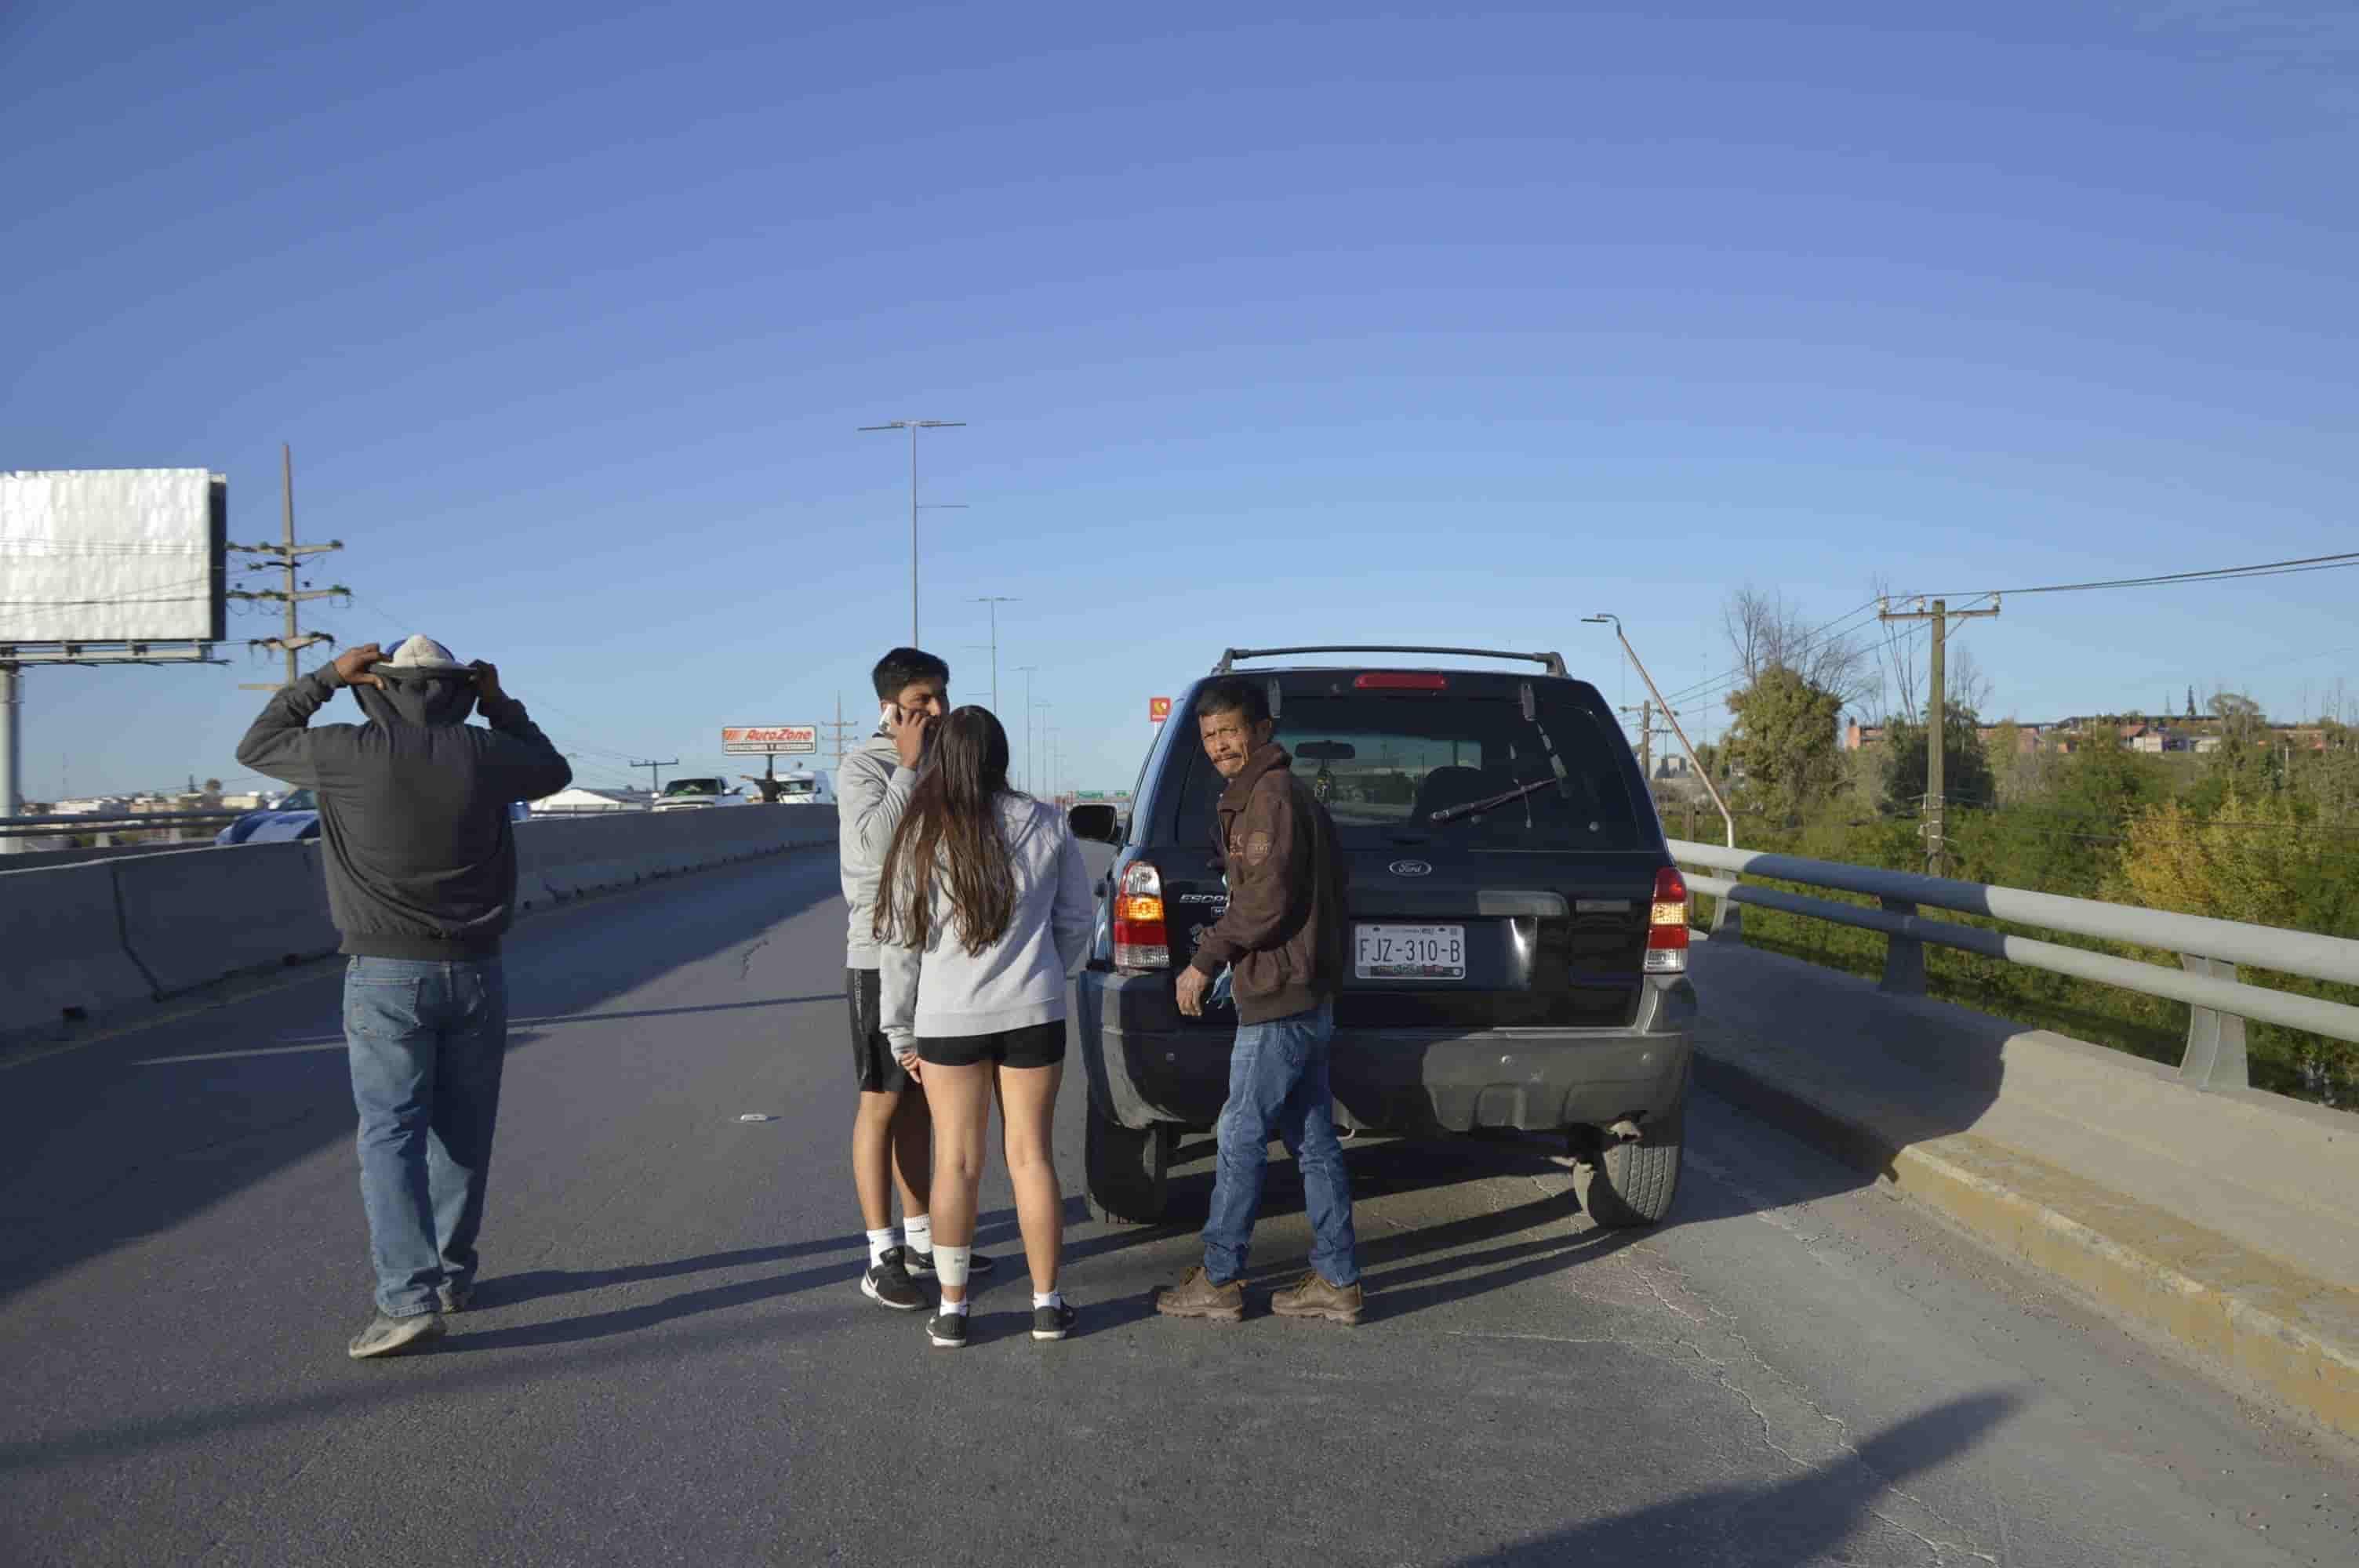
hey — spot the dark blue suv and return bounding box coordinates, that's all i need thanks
[1067,645,1696,1229]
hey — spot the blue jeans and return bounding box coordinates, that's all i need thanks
[343,956,509,1317]
[1203,998,1360,1288]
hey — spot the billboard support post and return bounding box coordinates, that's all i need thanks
[0,468,235,857]
[1,662,20,854]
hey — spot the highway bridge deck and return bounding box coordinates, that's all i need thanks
[2,850,2352,1566]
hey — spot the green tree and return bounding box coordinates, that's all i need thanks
[1724,666,1845,822]
[1879,706,1995,818]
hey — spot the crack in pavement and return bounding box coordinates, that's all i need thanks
[1605,1234,2001,1564]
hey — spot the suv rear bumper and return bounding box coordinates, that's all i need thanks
[1074,969,1696,1134]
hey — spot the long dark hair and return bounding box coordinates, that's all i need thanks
[874,706,1020,956]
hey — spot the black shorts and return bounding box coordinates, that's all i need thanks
[847,968,913,1094]
[918,1020,1067,1070]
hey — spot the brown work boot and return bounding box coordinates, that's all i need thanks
[1270,1271,1363,1325]
[1154,1266,1245,1323]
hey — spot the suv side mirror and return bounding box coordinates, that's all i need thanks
[1069,804,1120,844]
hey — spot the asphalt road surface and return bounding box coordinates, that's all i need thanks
[2,847,2354,1566]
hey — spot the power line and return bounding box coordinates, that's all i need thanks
[1906,550,2359,602]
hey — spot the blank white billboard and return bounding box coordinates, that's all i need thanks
[0,469,227,644]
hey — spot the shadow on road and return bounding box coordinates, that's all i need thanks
[1445,1391,2019,1566]
[0,855,838,1308]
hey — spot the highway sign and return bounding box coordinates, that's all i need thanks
[722,725,816,756]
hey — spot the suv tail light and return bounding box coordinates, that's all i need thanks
[1354,671,1449,691]
[1645,867,1688,974]
[1113,861,1171,970]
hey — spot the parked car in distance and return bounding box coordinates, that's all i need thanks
[215,788,321,845]
[1067,644,1696,1232]
[741,770,837,805]
[774,770,835,805]
[651,777,747,813]
[217,791,528,844]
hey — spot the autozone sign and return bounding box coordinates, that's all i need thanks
[722,725,816,755]
[1149,696,1172,724]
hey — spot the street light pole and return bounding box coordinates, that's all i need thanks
[857,419,966,644]
[1033,702,1052,800]
[1583,614,1734,848]
[971,597,1018,713]
[1013,666,1040,793]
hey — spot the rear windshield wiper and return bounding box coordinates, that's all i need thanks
[1429,775,1558,825]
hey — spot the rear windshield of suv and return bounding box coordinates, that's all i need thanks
[1173,678,1649,852]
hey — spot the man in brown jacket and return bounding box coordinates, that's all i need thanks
[1155,677,1363,1325]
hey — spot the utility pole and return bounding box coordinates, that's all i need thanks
[231,445,349,690]
[971,596,1017,713]
[629,757,678,797]
[856,419,966,644]
[822,692,858,768]
[1879,596,2001,877]
[1013,666,1039,793]
[1617,700,1655,780]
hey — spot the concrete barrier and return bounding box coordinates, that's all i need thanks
[3,807,839,1045]
[517,806,836,905]
[0,860,157,1036]
[113,842,340,997]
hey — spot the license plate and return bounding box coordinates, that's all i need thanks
[1355,924,1466,981]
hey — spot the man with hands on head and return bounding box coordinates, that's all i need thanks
[237,635,571,1359]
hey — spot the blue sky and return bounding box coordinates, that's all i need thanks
[5,2,2354,802]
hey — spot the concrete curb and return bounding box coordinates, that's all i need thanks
[1696,1046,2359,1443]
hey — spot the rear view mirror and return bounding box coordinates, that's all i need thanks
[1069,804,1121,844]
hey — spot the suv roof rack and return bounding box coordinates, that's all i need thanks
[1212,644,1568,678]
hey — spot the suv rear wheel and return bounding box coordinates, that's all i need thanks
[1085,1101,1172,1225]
[1580,1078,1686,1228]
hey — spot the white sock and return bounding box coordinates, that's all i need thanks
[933,1243,971,1290]
[1033,1290,1063,1311]
[866,1226,899,1269]
[940,1295,971,1318]
[903,1214,933,1258]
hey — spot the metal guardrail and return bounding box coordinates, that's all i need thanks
[1,809,246,840]
[1667,838,2359,1092]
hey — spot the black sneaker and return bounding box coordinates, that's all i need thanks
[927,1310,969,1349]
[436,1280,473,1315]
[1032,1301,1078,1341]
[860,1247,925,1312]
[905,1248,995,1279]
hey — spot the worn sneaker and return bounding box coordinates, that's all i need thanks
[1154,1266,1245,1323]
[860,1247,925,1312]
[1032,1301,1078,1341]
[1271,1271,1365,1325]
[905,1248,995,1279]
[436,1281,473,1315]
[927,1310,970,1349]
[347,1310,445,1360]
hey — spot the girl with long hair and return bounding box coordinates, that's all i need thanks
[875,706,1093,1348]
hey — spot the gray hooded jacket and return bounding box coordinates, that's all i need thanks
[838,731,918,970]
[235,666,572,959]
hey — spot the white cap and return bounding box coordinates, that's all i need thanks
[378,634,467,679]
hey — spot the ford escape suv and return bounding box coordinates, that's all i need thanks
[1067,644,1696,1229]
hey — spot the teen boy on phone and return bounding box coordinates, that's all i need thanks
[835,648,992,1308]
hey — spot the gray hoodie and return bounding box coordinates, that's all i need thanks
[878,794,1093,1052]
[838,731,918,971]
[235,666,572,959]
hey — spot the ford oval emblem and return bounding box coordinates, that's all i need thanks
[1389,858,1433,877]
